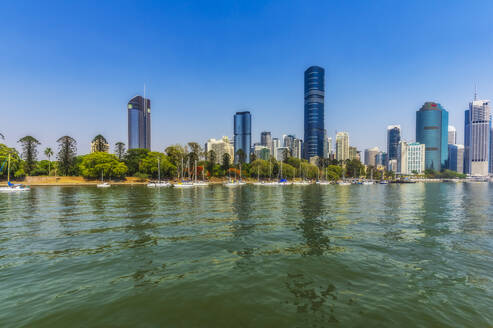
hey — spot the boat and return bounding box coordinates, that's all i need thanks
[292,180,311,185]
[362,180,374,185]
[147,157,171,187]
[97,170,111,188]
[192,160,209,186]
[0,154,31,192]
[337,181,351,186]
[380,180,389,184]
[173,181,194,188]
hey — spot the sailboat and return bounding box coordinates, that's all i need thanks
[362,169,375,185]
[193,160,209,186]
[174,156,194,188]
[252,164,264,185]
[0,154,30,192]
[278,160,290,185]
[225,164,245,187]
[97,170,110,188]
[148,157,171,187]
[337,167,350,186]
[317,165,331,185]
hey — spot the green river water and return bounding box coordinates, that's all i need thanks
[1,183,492,327]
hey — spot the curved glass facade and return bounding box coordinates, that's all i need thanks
[234,111,251,163]
[416,102,448,170]
[303,66,325,159]
[127,96,151,150]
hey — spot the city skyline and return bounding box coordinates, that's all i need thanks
[1,1,493,156]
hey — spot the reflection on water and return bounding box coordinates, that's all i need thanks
[0,184,492,327]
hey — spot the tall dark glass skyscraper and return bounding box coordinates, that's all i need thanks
[416,102,448,170]
[234,111,251,163]
[387,125,401,162]
[303,66,325,159]
[128,95,151,150]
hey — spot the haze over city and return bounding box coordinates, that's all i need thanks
[1,0,493,155]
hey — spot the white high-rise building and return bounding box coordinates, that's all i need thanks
[205,136,235,164]
[448,125,457,144]
[327,137,332,157]
[271,138,281,160]
[364,147,379,167]
[464,99,490,176]
[397,141,425,174]
[336,132,349,161]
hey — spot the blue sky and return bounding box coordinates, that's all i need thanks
[1,0,492,156]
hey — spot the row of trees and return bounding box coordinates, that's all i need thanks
[1,133,410,181]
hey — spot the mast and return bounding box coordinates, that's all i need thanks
[158,157,161,183]
[195,160,197,183]
[7,153,10,183]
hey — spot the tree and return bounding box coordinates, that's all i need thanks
[236,149,246,164]
[92,134,108,152]
[165,144,186,167]
[124,148,150,176]
[57,136,77,176]
[282,149,290,163]
[207,150,216,177]
[222,153,231,171]
[44,147,54,175]
[114,142,126,160]
[18,136,40,175]
[0,144,24,179]
[139,152,176,179]
[0,133,4,140]
[78,152,128,179]
[187,142,202,163]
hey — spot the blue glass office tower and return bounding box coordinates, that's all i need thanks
[303,66,325,159]
[387,125,401,162]
[416,102,448,170]
[234,111,251,163]
[128,95,151,150]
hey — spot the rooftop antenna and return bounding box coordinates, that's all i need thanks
[474,83,477,101]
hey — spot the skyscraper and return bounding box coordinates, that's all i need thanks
[448,125,457,144]
[464,99,490,176]
[234,111,252,163]
[260,131,272,150]
[326,137,332,157]
[303,66,325,159]
[387,125,401,163]
[128,95,151,150]
[448,144,464,173]
[364,147,380,166]
[397,141,425,175]
[416,102,449,170]
[335,132,349,161]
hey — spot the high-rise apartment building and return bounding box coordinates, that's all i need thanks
[292,138,303,159]
[397,141,425,174]
[349,146,358,160]
[205,136,235,164]
[128,95,151,150]
[448,144,464,173]
[271,138,281,160]
[448,125,457,144]
[364,147,380,167]
[303,66,325,159]
[335,132,349,161]
[416,102,449,170]
[387,125,401,163]
[464,99,490,176]
[234,111,252,163]
[326,137,332,157]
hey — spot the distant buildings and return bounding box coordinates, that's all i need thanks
[272,138,281,160]
[416,102,448,170]
[90,141,109,153]
[349,146,358,160]
[448,125,456,144]
[205,136,234,164]
[376,151,388,168]
[364,147,380,167]
[234,111,252,163]
[292,138,303,159]
[260,132,272,152]
[276,147,290,161]
[397,141,425,174]
[387,125,401,165]
[448,144,464,173]
[303,66,325,159]
[326,137,332,158]
[464,99,490,176]
[128,95,151,150]
[335,132,349,161]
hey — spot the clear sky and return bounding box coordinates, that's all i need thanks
[1,0,492,156]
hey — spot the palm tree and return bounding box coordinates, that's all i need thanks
[114,142,126,160]
[44,147,54,176]
[0,133,4,140]
[92,134,109,152]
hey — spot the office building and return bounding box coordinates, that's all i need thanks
[260,131,272,150]
[387,125,401,163]
[128,95,151,150]
[335,132,349,161]
[397,141,425,174]
[272,138,281,159]
[292,138,303,159]
[464,99,490,176]
[303,66,325,159]
[205,136,235,164]
[364,147,380,167]
[326,137,332,157]
[448,126,457,144]
[349,146,358,160]
[376,151,388,168]
[276,147,290,161]
[416,102,449,170]
[253,144,270,161]
[448,144,464,173]
[234,111,252,163]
